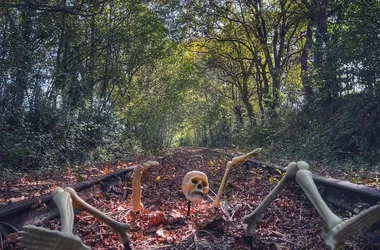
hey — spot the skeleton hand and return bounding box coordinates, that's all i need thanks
[18,187,90,250]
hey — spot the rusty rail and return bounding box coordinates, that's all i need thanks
[217,152,380,212]
[0,164,139,233]
[215,151,380,235]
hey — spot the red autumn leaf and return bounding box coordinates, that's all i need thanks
[148,211,167,225]
[104,167,110,174]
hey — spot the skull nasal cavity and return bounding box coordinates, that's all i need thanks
[197,183,203,189]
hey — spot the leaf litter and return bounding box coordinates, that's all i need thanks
[2,147,379,249]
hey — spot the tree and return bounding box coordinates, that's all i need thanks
[175,0,306,121]
[0,0,179,170]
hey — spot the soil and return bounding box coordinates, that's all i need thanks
[2,147,379,250]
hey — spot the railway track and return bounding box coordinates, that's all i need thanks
[1,149,380,245]
[237,157,380,211]
[0,164,138,240]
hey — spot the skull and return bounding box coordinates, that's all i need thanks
[181,171,209,204]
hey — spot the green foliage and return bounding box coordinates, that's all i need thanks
[0,103,120,169]
[168,0,380,165]
[0,1,194,176]
[1,0,380,177]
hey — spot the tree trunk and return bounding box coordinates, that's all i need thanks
[14,2,32,111]
[301,23,314,105]
[241,84,255,128]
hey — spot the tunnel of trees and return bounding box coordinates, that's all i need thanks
[0,0,379,175]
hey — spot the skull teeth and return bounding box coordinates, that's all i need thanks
[192,190,204,197]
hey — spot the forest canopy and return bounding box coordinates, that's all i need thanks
[0,0,379,175]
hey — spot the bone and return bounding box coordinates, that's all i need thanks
[231,148,262,165]
[52,187,74,234]
[132,161,159,212]
[295,161,342,230]
[242,162,298,236]
[132,165,145,212]
[213,148,262,208]
[64,187,131,249]
[145,161,159,169]
[18,187,90,250]
[212,161,233,208]
[323,204,380,249]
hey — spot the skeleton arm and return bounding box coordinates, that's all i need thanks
[64,187,132,250]
[295,162,380,248]
[242,162,299,236]
[295,162,342,229]
[213,148,261,208]
[132,161,159,212]
[243,161,380,249]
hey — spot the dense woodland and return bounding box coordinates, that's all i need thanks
[0,0,379,176]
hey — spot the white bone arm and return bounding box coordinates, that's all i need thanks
[64,187,131,249]
[213,148,261,208]
[296,162,380,249]
[242,162,298,236]
[295,161,342,230]
[18,187,90,250]
[52,187,74,234]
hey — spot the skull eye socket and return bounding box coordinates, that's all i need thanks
[201,181,207,187]
[191,179,198,184]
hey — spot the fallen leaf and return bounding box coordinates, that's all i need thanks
[269,176,275,184]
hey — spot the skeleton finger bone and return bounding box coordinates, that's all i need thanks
[242,162,298,236]
[182,171,209,204]
[64,187,131,249]
[18,226,90,250]
[132,161,159,212]
[323,204,380,249]
[295,161,342,230]
[18,187,90,250]
[213,148,261,208]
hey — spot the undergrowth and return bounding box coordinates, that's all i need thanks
[245,94,380,171]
